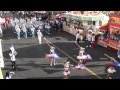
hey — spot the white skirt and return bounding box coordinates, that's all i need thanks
[107,68,116,73]
[63,71,70,76]
[77,55,87,60]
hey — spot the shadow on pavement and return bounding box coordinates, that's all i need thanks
[15,63,63,74]
[25,73,107,79]
[3,43,67,58]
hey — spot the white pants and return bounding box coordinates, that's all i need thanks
[38,36,41,44]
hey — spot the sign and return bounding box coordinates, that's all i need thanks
[0,18,5,24]
[65,14,104,21]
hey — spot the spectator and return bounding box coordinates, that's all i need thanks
[76,31,80,44]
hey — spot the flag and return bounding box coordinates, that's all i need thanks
[112,62,120,67]
[72,64,86,70]
[45,52,60,60]
[77,54,92,60]
[86,54,92,60]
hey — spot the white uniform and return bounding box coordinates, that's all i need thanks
[92,36,95,42]
[107,67,116,73]
[37,30,43,44]
[63,71,70,76]
[10,46,15,54]
[76,33,80,41]
[87,34,92,42]
[11,54,16,61]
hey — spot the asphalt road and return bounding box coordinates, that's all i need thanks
[1,29,120,79]
[1,12,120,79]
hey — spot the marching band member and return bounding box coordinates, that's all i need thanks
[37,26,43,44]
[9,50,17,70]
[10,44,15,54]
[15,24,21,39]
[10,18,15,32]
[76,31,80,44]
[22,23,27,38]
[63,60,70,79]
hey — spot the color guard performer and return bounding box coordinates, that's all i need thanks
[106,59,116,79]
[63,60,70,79]
[77,47,92,64]
[77,47,86,64]
[50,46,56,66]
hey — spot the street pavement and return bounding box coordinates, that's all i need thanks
[1,12,120,79]
[1,29,120,79]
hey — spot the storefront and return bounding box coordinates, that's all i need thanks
[63,11,109,36]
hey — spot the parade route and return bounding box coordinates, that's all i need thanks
[1,30,120,79]
[1,11,120,79]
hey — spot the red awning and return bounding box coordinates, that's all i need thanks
[99,25,108,30]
